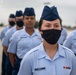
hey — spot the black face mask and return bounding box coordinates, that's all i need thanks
[16,20,24,27]
[41,29,61,44]
[9,21,15,26]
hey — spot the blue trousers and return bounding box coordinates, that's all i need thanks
[1,52,6,75]
[12,57,22,75]
[5,56,13,75]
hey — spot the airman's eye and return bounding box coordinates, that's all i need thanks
[30,17,34,20]
[45,24,51,27]
[54,24,60,27]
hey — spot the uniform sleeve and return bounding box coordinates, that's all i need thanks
[63,33,73,49]
[0,29,5,40]
[2,29,12,47]
[64,29,67,37]
[7,32,19,54]
[18,54,32,75]
[62,28,67,44]
[63,28,67,40]
[70,55,76,75]
[58,28,67,45]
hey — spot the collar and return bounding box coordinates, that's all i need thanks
[57,44,66,57]
[38,43,66,60]
[38,43,48,59]
[12,26,17,33]
[17,29,38,38]
[24,28,40,37]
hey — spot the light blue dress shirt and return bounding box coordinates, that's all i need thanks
[8,29,42,59]
[58,28,67,45]
[2,26,17,47]
[18,43,76,75]
[0,26,10,40]
[63,30,76,54]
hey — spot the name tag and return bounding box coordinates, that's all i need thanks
[35,67,46,71]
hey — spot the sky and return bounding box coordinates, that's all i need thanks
[0,0,76,27]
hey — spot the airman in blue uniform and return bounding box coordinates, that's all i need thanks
[0,13,16,40]
[63,30,76,55]
[2,10,24,75]
[0,13,15,75]
[0,26,10,41]
[0,13,16,39]
[18,6,76,75]
[8,7,42,75]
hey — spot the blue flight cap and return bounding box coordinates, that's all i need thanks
[15,10,23,17]
[24,7,35,16]
[9,14,15,18]
[41,6,60,21]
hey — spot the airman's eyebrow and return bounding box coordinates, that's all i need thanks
[45,23,51,25]
[16,19,23,20]
[54,23,59,24]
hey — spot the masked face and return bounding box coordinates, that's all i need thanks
[16,20,24,27]
[41,29,61,44]
[39,19,62,44]
[9,21,15,26]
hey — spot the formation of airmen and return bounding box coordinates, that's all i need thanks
[0,5,76,75]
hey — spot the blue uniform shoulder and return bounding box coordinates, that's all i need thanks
[13,29,26,37]
[69,30,76,36]
[62,45,75,56]
[26,45,39,55]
